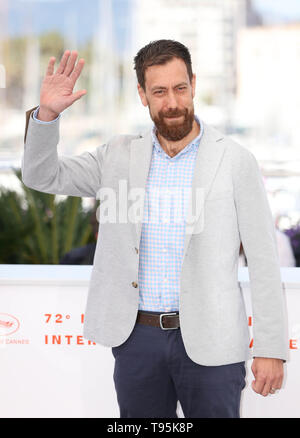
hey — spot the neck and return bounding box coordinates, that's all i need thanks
[157,118,200,158]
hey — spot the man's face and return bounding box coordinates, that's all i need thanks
[137,57,196,141]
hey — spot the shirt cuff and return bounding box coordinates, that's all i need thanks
[32,106,61,124]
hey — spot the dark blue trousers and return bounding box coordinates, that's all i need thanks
[112,311,246,418]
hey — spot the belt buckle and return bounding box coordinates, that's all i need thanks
[159,312,178,330]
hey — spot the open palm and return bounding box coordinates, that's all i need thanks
[40,50,86,117]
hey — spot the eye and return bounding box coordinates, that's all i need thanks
[154,90,163,95]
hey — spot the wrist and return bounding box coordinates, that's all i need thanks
[37,106,59,122]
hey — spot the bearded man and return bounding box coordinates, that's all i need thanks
[22,39,288,418]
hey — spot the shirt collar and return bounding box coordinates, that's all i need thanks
[151,114,204,159]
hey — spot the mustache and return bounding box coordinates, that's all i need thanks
[159,108,187,118]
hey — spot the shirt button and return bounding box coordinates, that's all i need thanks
[132,281,138,288]
[163,248,167,253]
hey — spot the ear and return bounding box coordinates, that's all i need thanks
[191,73,196,98]
[137,83,148,107]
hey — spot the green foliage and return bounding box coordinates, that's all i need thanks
[39,31,65,57]
[0,168,97,264]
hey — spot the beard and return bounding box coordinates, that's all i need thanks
[150,106,194,141]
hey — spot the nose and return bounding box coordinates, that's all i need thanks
[165,90,177,110]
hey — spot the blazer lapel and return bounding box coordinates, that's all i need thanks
[182,122,226,262]
[129,122,226,258]
[129,129,153,246]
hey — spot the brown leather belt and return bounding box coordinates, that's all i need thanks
[136,311,180,330]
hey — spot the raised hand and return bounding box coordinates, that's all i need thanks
[38,50,87,121]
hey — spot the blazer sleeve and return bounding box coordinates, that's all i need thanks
[21,107,107,198]
[232,147,289,362]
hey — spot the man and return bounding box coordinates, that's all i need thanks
[21,40,288,418]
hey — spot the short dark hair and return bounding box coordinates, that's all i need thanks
[133,39,193,90]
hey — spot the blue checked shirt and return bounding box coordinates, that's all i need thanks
[32,107,204,312]
[138,115,204,312]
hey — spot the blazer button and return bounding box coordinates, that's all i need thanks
[132,281,138,288]
[135,247,139,254]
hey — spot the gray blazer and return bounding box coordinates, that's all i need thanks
[22,106,289,366]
